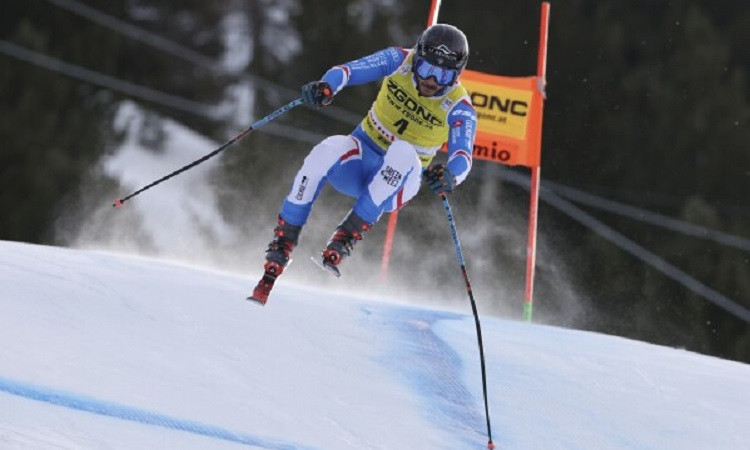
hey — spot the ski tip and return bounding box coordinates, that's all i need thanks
[246,296,268,306]
[328,266,341,278]
[113,199,124,209]
[310,256,341,278]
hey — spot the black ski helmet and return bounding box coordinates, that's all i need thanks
[414,24,469,72]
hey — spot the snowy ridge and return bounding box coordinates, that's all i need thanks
[1,240,749,449]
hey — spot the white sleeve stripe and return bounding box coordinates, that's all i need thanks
[449,150,472,184]
[449,149,472,168]
[333,65,350,92]
[456,94,472,107]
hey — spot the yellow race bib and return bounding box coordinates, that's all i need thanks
[361,51,470,166]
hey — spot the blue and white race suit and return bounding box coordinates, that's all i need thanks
[280,47,477,226]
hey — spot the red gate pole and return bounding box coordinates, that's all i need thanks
[380,0,443,282]
[523,2,550,322]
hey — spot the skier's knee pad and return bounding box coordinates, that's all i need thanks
[384,140,421,174]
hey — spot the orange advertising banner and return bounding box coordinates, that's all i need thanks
[451,69,545,168]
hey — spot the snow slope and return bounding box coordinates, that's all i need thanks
[1,241,748,449]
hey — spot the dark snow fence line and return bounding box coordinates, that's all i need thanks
[496,167,750,323]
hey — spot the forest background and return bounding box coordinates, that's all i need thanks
[2,0,749,363]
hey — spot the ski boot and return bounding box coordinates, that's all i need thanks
[248,216,302,305]
[317,210,373,277]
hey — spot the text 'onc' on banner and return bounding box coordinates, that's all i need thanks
[446,69,545,168]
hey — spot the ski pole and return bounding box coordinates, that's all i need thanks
[113,97,305,208]
[439,193,495,450]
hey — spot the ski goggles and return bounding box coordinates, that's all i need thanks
[414,56,459,86]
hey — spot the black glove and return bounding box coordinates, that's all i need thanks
[301,81,334,107]
[424,164,457,195]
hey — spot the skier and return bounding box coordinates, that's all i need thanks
[250,23,478,304]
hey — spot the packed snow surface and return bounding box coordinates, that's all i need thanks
[1,241,748,449]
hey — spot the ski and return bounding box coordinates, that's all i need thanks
[246,259,292,305]
[247,282,272,306]
[247,270,277,305]
[310,256,341,278]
